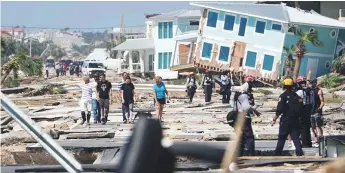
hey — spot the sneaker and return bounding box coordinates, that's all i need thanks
[123,120,127,124]
[101,118,106,125]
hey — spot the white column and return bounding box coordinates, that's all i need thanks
[139,50,145,75]
[187,42,194,64]
[129,50,133,73]
[117,51,122,74]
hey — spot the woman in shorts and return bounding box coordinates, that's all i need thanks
[153,76,168,122]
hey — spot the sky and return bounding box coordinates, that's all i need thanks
[1,1,193,31]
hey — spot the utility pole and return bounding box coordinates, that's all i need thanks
[29,38,32,57]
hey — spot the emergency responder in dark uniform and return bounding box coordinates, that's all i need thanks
[185,72,198,103]
[272,78,303,156]
[220,71,233,104]
[202,70,215,103]
[234,81,261,156]
[296,76,313,147]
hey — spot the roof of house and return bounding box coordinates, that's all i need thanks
[85,48,109,61]
[148,9,201,20]
[112,38,154,51]
[190,2,345,28]
[0,28,25,32]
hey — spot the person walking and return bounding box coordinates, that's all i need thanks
[310,79,324,147]
[272,78,303,156]
[185,72,198,103]
[153,76,168,122]
[78,76,93,126]
[97,73,112,125]
[63,63,68,76]
[119,72,129,123]
[55,63,60,77]
[220,71,233,104]
[295,76,314,148]
[121,76,135,123]
[91,75,101,123]
[45,65,49,79]
[202,70,215,103]
[233,82,261,156]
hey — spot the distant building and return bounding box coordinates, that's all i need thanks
[112,9,201,79]
[112,26,146,40]
[26,30,84,49]
[0,28,25,41]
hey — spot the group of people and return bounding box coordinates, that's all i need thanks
[185,70,233,104]
[230,75,324,156]
[77,73,112,126]
[77,71,170,125]
[54,63,81,77]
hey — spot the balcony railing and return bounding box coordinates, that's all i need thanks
[176,25,199,36]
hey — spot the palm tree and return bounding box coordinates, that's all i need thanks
[293,29,323,81]
[1,53,43,84]
[283,45,296,78]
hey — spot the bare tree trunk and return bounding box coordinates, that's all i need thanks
[1,66,13,84]
[293,57,301,82]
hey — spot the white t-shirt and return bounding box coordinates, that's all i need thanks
[91,82,98,99]
[79,83,93,101]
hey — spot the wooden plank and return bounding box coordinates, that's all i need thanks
[238,156,323,160]
[66,132,115,139]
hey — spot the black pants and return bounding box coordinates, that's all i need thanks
[300,104,312,147]
[204,85,213,102]
[46,70,49,78]
[275,117,303,156]
[187,87,196,103]
[221,85,231,104]
[239,117,255,156]
[56,69,60,77]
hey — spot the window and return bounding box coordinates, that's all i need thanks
[189,20,199,26]
[158,52,172,69]
[245,51,257,67]
[224,14,235,31]
[272,23,282,31]
[325,61,330,69]
[330,30,336,38]
[207,11,218,28]
[238,17,247,36]
[158,22,173,39]
[218,46,230,62]
[149,55,154,71]
[202,42,213,59]
[262,54,274,71]
[255,20,266,34]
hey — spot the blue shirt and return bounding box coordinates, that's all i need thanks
[153,83,166,99]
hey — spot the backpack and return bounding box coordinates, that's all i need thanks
[286,92,303,117]
[204,76,212,85]
[226,91,242,127]
[187,76,197,89]
[303,87,313,105]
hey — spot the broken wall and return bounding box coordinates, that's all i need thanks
[178,43,197,65]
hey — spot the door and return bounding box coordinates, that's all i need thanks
[306,58,319,79]
[149,55,154,71]
[238,17,247,37]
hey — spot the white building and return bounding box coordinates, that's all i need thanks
[112,9,201,79]
[112,26,146,40]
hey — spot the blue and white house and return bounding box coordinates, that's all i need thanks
[188,2,345,80]
[113,9,201,79]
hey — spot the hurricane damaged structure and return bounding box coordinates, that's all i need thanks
[171,2,345,82]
